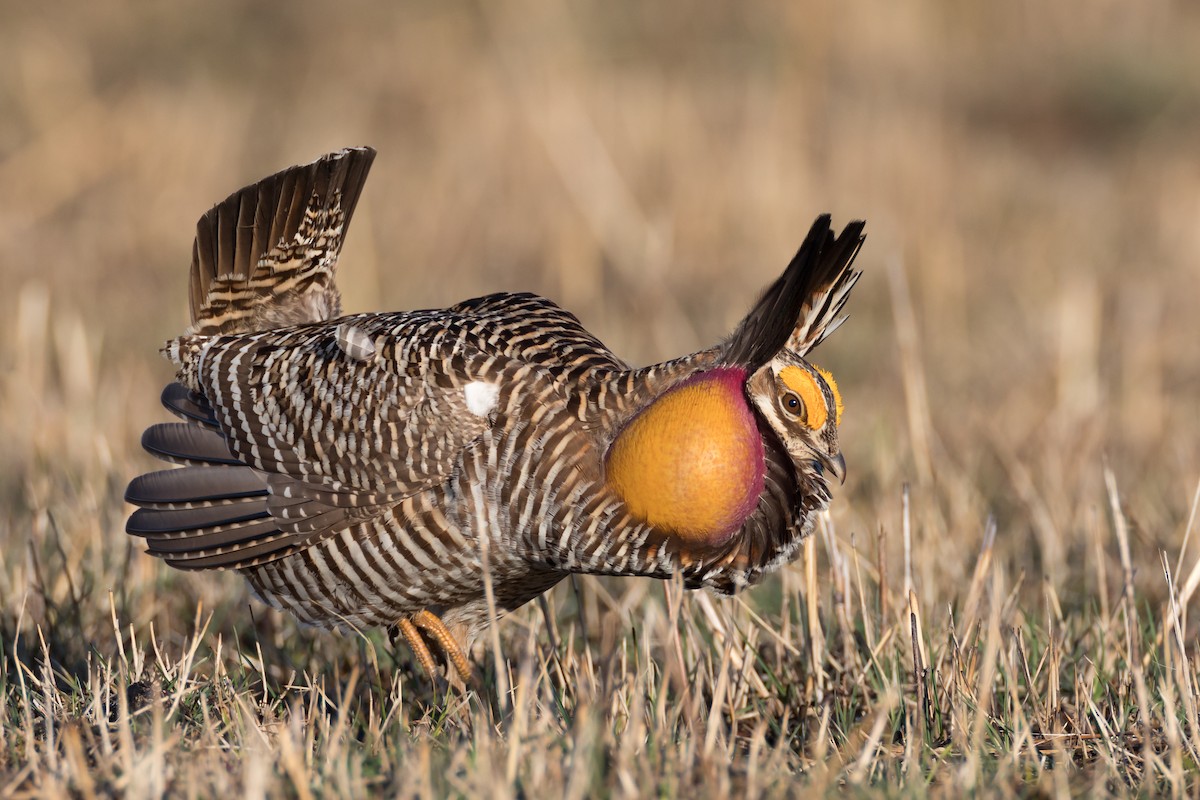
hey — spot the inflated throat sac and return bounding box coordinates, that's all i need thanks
[605,367,765,547]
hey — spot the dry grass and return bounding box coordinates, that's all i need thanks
[3,1,1200,796]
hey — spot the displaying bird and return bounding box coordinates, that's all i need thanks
[124,147,865,681]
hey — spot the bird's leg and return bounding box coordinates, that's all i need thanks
[392,617,438,678]
[412,610,472,683]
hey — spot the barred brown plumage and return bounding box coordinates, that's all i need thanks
[125,146,866,681]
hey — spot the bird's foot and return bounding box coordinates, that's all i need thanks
[391,610,471,683]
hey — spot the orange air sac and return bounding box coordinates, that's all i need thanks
[605,367,765,547]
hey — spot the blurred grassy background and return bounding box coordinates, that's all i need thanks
[4,0,1199,594]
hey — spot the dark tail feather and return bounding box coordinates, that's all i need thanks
[156,534,307,570]
[723,216,866,368]
[160,382,219,428]
[125,452,313,569]
[125,466,267,509]
[127,503,270,535]
[133,521,280,555]
[140,423,243,466]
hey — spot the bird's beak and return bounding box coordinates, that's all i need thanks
[822,451,847,484]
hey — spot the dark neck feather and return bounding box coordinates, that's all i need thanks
[687,428,827,594]
[584,348,722,435]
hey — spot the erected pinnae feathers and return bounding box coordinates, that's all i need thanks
[187,146,377,336]
[722,215,866,367]
[785,223,865,355]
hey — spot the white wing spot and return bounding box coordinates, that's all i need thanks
[336,323,376,361]
[464,381,499,417]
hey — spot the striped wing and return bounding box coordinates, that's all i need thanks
[128,314,511,569]
[448,292,627,379]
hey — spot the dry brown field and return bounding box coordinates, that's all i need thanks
[3,2,1200,795]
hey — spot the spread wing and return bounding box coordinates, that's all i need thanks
[127,313,511,569]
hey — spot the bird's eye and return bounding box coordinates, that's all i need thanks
[782,392,805,420]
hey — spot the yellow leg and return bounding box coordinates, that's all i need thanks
[393,617,438,678]
[412,610,472,683]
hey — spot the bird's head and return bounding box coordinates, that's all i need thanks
[722,215,862,491]
[746,352,845,485]
[605,216,864,548]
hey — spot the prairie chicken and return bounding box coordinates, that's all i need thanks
[125,147,865,680]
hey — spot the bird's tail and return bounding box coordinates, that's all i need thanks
[129,149,378,570]
[183,146,376,337]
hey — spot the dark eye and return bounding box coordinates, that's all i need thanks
[782,392,805,419]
